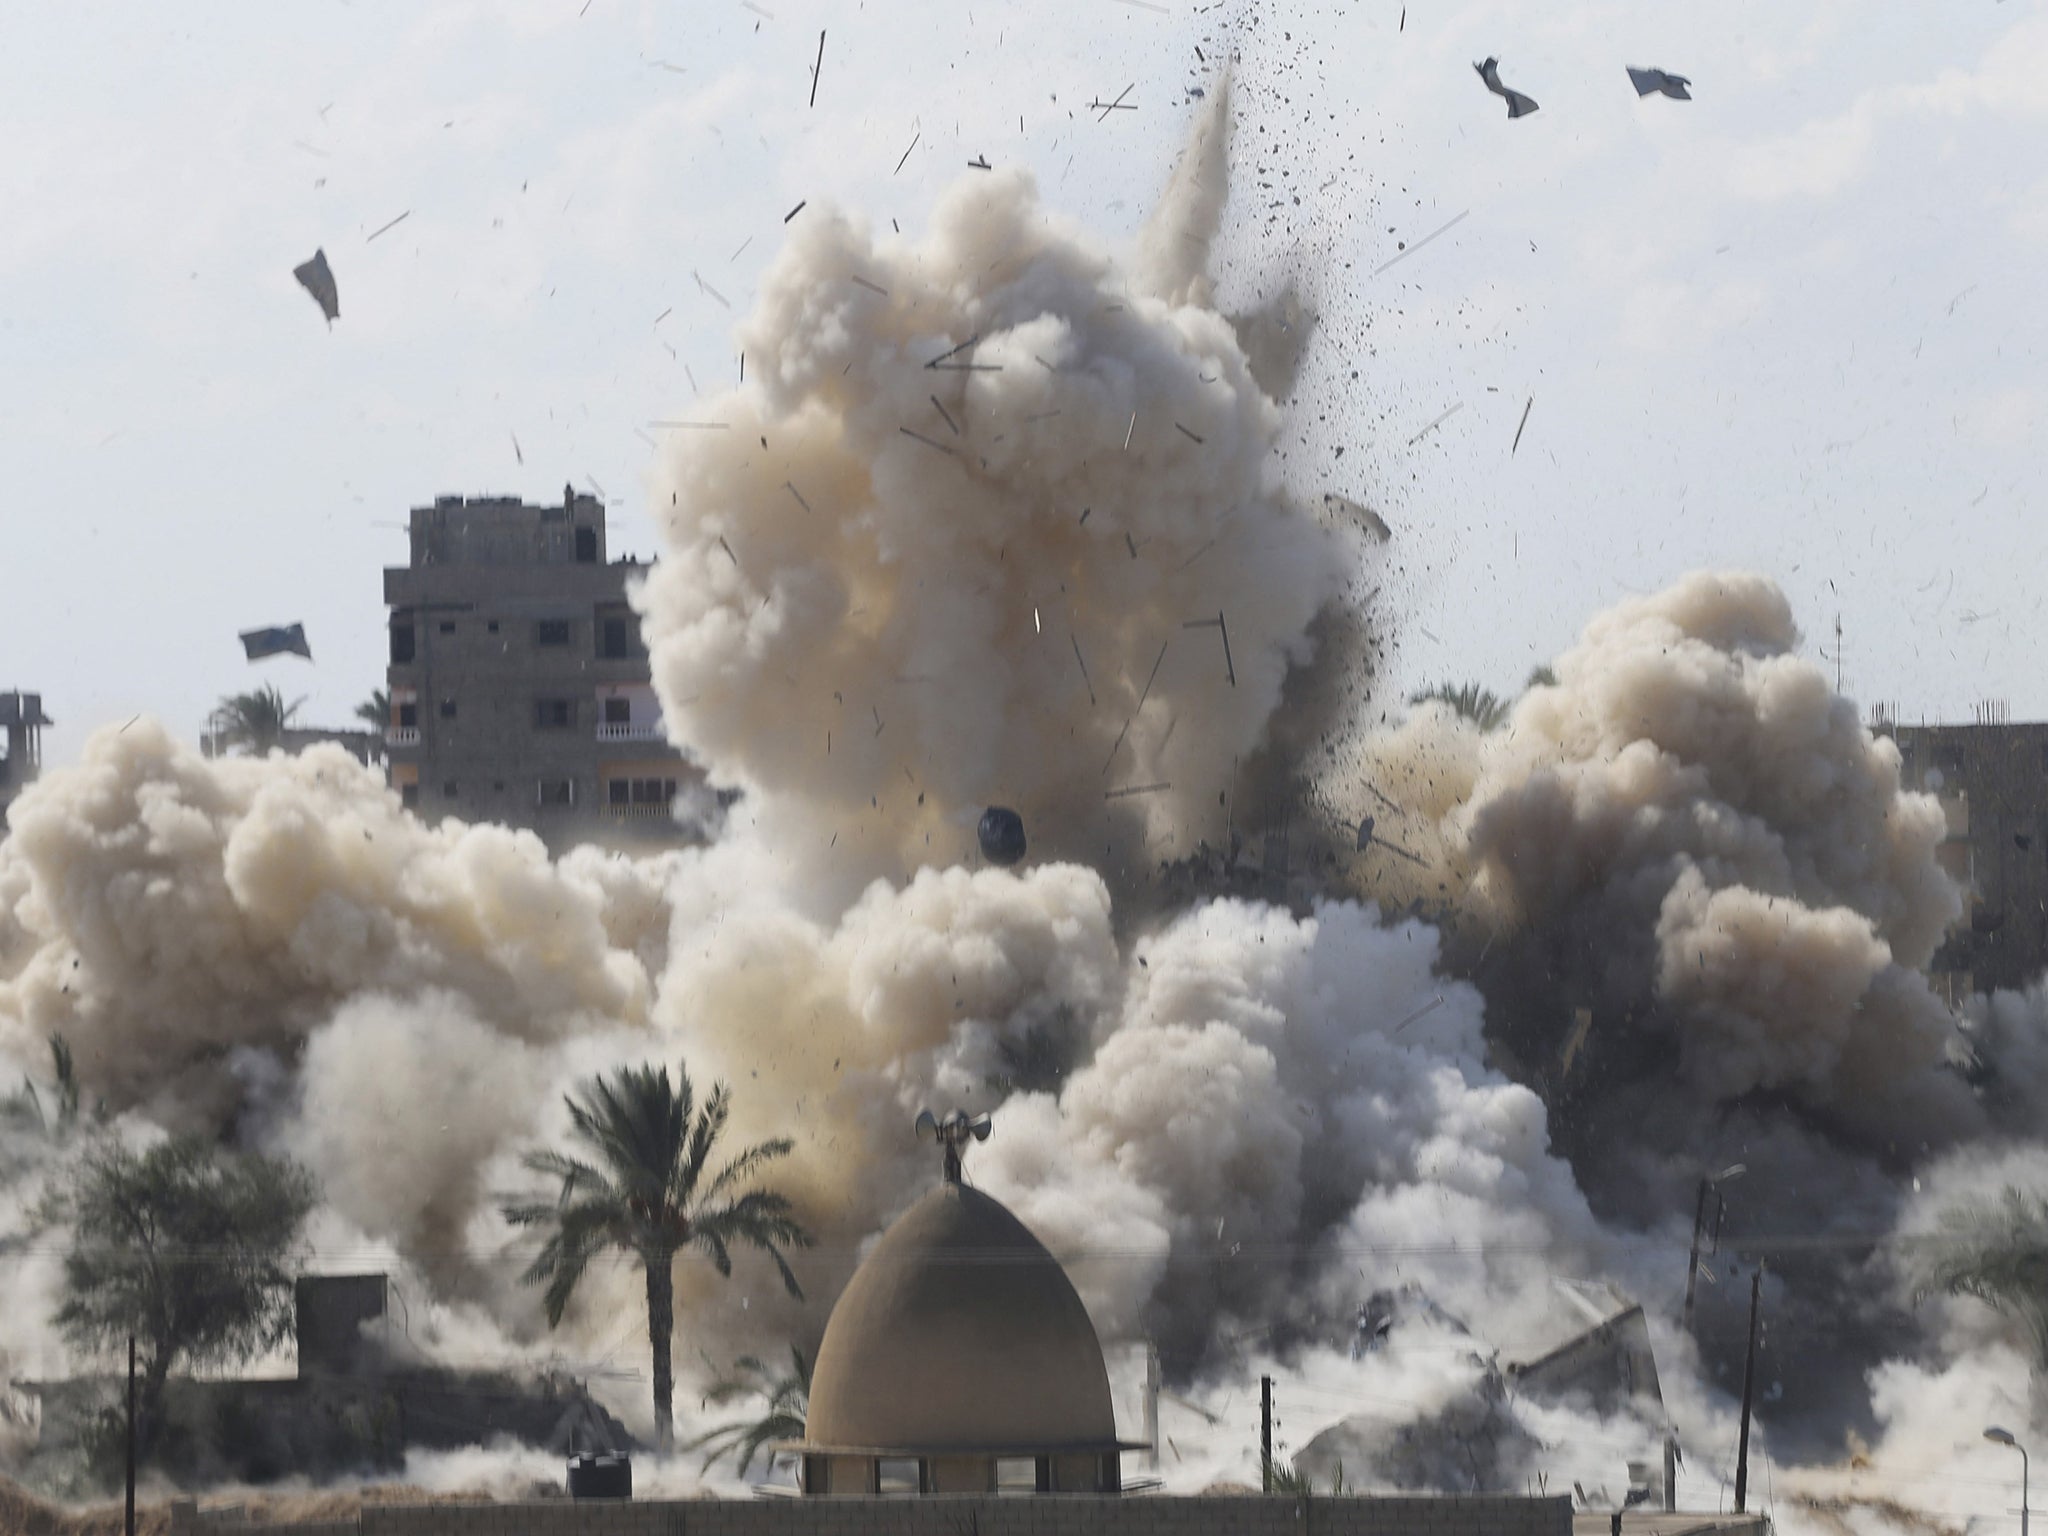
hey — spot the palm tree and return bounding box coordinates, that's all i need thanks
[1409,681,1510,732]
[1906,1185,2048,1366]
[685,1345,811,1477]
[502,1062,810,1452]
[1525,665,1558,690]
[211,684,304,755]
[354,689,390,731]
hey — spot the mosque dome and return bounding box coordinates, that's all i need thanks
[804,1181,1119,1453]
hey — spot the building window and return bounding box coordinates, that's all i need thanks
[599,617,631,659]
[606,777,676,808]
[534,699,574,730]
[397,702,419,729]
[443,781,458,798]
[876,1459,922,1497]
[995,1458,1042,1496]
[439,699,457,719]
[438,620,456,635]
[390,621,415,665]
[537,778,575,807]
[535,619,571,647]
[603,697,631,725]
[575,525,598,563]
[400,784,419,809]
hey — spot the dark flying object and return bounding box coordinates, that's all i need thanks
[240,624,313,662]
[1627,67,1692,100]
[1474,57,1539,119]
[293,248,339,323]
[1357,816,1376,852]
[977,806,1027,867]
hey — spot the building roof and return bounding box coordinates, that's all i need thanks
[802,1182,1121,1456]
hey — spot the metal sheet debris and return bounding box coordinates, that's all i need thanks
[240,623,313,662]
[292,249,339,322]
[1475,57,1539,118]
[1627,66,1692,100]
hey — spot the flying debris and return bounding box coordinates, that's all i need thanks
[292,248,339,323]
[1325,492,1391,542]
[1356,816,1375,852]
[1474,57,1539,119]
[977,806,1028,866]
[239,623,313,662]
[1627,66,1693,100]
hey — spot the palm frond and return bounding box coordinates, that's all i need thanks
[700,1136,795,1204]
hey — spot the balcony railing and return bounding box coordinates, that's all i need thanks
[596,720,664,742]
[385,726,421,747]
[604,801,677,821]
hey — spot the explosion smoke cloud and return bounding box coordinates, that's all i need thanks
[2,74,2046,1526]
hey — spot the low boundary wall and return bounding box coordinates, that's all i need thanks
[178,1493,1574,1536]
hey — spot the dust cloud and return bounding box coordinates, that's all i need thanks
[0,79,2044,1526]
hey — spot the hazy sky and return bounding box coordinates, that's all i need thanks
[4,0,2043,766]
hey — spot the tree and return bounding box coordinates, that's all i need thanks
[1409,681,1510,732]
[1,1035,83,1141]
[503,1062,810,1452]
[1906,1185,2048,1366]
[353,689,390,731]
[1525,665,1558,690]
[210,684,304,755]
[37,1138,316,1458]
[685,1345,810,1477]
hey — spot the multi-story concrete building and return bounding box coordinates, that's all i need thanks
[0,689,51,827]
[1882,717,2048,998]
[382,489,695,846]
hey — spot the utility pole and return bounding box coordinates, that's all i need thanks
[1261,1375,1274,1494]
[1734,1269,1762,1514]
[125,1334,136,1536]
[1682,1177,1710,1331]
[1143,1341,1160,1468]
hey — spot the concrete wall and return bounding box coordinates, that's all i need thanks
[180,1493,1573,1536]
[1888,721,2048,992]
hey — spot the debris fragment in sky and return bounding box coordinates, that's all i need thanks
[1512,396,1535,454]
[1324,492,1391,542]
[1474,57,1539,118]
[240,624,313,662]
[809,30,825,108]
[365,210,411,242]
[1181,613,1236,686]
[292,249,339,323]
[1627,66,1693,100]
[1370,210,1469,277]
[977,806,1027,866]
[1356,815,1376,852]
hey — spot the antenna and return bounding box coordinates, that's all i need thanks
[915,1108,992,1184]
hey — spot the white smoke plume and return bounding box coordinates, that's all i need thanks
[631,84,1353,900]
[1347,571,1971,1135]
[2,75,2045,1530]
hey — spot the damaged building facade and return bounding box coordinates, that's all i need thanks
[1298,1282,1676,1512]
[1881,717,2048,999]
[381,490,700,847]
[0,690,50,828]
